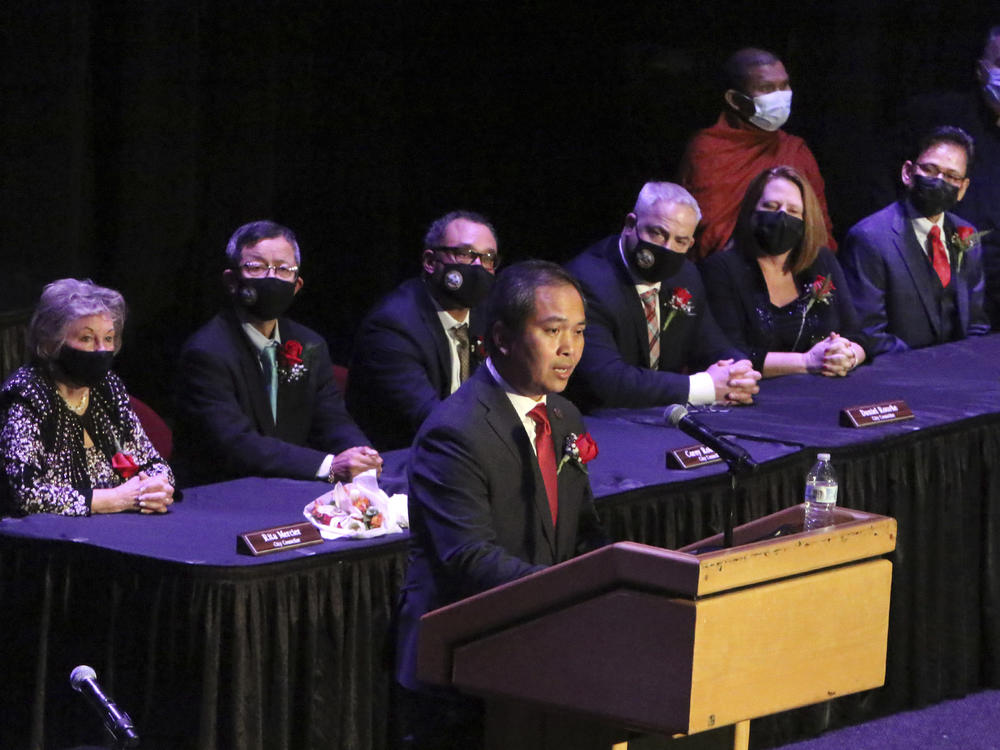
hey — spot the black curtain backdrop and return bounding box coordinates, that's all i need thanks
[2,1,997,415]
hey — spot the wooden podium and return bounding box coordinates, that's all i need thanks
[417,505,896,749]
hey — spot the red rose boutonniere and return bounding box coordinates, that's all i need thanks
[112,452,139,480]
[951,226,990,270]
[662,287,695,332]
[278,340,309,383]
[557,432,599,474]
[793,275,835,350]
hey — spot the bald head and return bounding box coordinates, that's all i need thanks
[724,47,782,93]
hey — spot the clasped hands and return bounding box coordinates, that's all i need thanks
[119,472,174,514]
[330,446,383,483]
[708,359,762,405]
[804,333,863,377]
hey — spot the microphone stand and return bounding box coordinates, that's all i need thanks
[721,452,757,548]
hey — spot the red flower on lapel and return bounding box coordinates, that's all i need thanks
[112,452,139,480]
[279,340,304,367]
[662,287,695,332]
[557,432,599,474]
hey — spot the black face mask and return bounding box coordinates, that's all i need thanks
[752,210,805,256]
[908,174,960,218]
[56,346,114,387]
[430,263,495,309]
[236,277,297,320]
[626,235,686,283]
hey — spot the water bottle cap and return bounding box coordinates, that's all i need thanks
[817,453,831,461]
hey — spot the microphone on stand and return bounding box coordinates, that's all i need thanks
[665,404,757,475]
[666,404,756,548]
[70,665,140,749]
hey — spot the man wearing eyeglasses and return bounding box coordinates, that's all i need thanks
[174,220,381,486]
[347,211,498,450]
[842,126,990,356]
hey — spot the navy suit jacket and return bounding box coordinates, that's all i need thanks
[347,277,485,451]
[840,201,989,356]
[395,367,606,690]
[565,235,744,410]
[173,308,368,486]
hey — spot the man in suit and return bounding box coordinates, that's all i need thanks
[347,211,497,450]
[174,220,382,486]
[395,260,607,748]
[565,182,760,411]
[841,126,990,356]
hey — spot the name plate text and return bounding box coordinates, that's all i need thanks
[237,521,323,556]
[840,399,914,428]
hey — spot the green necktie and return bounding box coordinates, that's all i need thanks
[261,343,278,421]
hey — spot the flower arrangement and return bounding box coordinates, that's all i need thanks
[662,287,695,332]
[557,432,599,474]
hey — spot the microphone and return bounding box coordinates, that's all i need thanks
[70,665,140,748]
[665,404,757,475]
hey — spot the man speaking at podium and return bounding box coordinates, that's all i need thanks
[394,260,607,749]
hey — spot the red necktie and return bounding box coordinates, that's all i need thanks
[527,404,558,526]
[928,225,951,287]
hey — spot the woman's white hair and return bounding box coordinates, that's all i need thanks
[26,278,127,362]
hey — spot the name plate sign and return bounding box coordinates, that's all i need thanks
[840,399,914,428]
[666,442,722,470]
[237,521,323,556]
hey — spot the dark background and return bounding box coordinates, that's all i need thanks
[2,0,996,415]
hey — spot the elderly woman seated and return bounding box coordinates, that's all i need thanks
[700,165,870,378]
[0,278,174,515]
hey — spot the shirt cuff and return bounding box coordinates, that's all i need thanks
[317,454,335,479]
[688,372,716,405]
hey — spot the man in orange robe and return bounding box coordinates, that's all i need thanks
[678,47,836,259]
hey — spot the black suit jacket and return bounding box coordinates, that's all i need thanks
[840,201,989,356]
[700,245,870,371]
[564,235,744,410]
[395,367,606,690]
[173,308,368,486]
[347,277,485,451]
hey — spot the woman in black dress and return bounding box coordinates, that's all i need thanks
[700,165,869,377]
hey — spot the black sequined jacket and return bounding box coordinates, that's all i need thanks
[0,365,173,515]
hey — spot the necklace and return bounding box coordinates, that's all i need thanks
[61,388,90,415]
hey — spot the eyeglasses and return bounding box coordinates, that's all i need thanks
[431,245,499,270]
[914,162,966,187]
[240,261,299,281]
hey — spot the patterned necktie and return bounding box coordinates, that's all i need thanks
[640,288,660,369]
[452,323,470,383]
[527,403,558,526]
[928,225,951,287]
[261,343,278,421]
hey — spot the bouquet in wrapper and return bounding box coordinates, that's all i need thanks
[304,470,408,539]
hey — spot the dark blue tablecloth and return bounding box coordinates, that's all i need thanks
[595,333,1000,450]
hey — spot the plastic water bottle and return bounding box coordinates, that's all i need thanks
[803,453,838,531]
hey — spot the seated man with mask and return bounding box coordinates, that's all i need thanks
[678,47,836,259]
[174,220,381,486]
[841,126,990,355]
[565,182,761,411]
[347,211,497,450]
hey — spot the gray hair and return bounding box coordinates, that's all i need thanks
[423,210,498,249]
[633,182,702,223]
[225,220,301,269]
[27,278,127,362]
